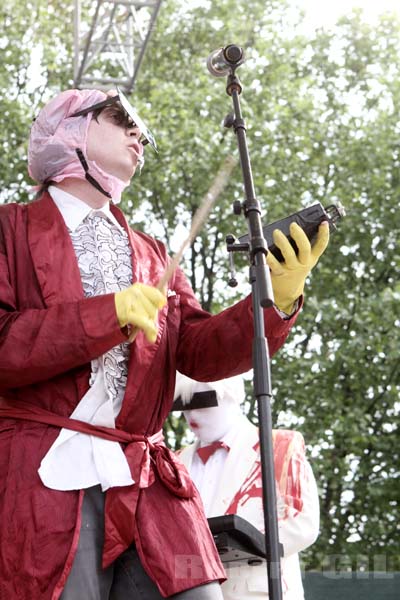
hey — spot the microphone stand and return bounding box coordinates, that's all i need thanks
[224,70,284,600]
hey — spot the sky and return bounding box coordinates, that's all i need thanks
[296,0,400,29]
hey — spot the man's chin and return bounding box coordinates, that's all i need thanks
[128,159,143,180]
[115,166,137,182]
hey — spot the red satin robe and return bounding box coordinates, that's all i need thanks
[0,193,299,599]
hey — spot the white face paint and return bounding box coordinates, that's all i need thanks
[184,395,242,443]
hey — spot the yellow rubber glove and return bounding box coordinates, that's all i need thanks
[266,221,330,314]
[114,283,166,343]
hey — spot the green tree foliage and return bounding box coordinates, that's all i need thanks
[0,0,398,574]
[0,0,74,202]
[134,1,400,572]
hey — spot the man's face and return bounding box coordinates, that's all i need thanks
[86,104,144,182]
[184,397,240,443]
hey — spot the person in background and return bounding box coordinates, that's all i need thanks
[0,87,327,599]
[175,374,320,600]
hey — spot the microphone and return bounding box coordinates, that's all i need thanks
[207,44,245,77]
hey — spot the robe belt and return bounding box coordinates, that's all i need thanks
[0,398,194,499]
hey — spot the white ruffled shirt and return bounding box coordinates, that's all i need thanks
[38,186,134,491]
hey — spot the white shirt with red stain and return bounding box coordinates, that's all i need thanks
[179,416,320,599]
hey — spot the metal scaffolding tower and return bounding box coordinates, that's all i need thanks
[73,0,163,93]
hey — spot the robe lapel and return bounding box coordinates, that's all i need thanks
[27,193,84,306]
[208,420,260,518]
[110,204,170,425]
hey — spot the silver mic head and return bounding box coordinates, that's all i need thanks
[207,45,245,77]
[207,48,231,77]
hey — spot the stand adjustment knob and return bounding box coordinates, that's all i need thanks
[233,200,242,215]
[223,112,235,128]
[228,277,238,288]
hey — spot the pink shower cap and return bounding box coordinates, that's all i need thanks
[28,88,129,202]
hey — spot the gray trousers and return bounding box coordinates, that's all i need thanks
[60,486,223,600]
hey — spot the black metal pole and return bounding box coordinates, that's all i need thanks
[226,72,283,600]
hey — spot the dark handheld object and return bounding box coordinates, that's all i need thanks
[208,514,270,565]
[238,202,345,262]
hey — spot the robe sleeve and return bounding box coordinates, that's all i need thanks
[173,265,301,380]
[0,249,126,390]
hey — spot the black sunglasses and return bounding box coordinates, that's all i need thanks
[70,90,157,152]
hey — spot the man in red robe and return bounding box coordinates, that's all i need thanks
[0,88,329,599]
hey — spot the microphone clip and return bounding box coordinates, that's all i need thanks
[207,45,245,78]
[226,234,250,288]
